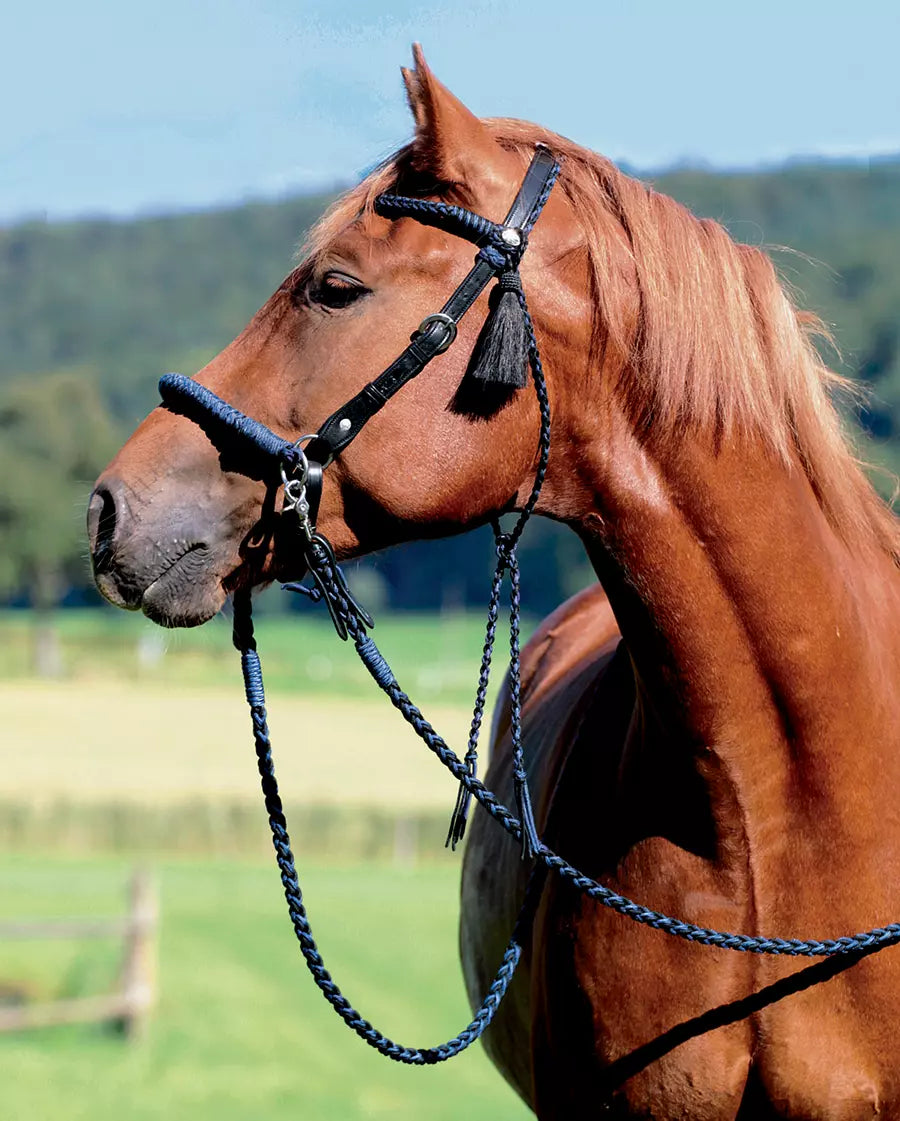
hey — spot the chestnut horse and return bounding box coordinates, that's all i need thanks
[89,47,900,1119]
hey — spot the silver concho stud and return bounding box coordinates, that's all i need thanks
[338,417,352,433]
[500,227,522,247]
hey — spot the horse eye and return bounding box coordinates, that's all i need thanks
[309,272,369,310]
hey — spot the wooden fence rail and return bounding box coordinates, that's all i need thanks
[0,869,157,1039]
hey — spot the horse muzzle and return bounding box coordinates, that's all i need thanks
[87,476,231,627]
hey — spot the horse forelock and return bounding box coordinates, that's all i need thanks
[298,119,900,562]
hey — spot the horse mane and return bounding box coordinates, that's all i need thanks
[303,120,900,562]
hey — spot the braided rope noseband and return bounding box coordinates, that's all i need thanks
[155,147,900,1066]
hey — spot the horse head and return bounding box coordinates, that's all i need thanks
[87,46,593,627]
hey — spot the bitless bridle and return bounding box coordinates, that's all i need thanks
[157,146,900,1068]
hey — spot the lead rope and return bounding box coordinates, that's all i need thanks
[239,533,900,964]
[229,547,900,1075]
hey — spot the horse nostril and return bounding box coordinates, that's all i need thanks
[87,485,119,570]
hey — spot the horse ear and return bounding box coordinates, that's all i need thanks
[402,44,515,203]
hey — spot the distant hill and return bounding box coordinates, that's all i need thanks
[1,159,898,436]
[0,193,334,421]
[1,159,898,614]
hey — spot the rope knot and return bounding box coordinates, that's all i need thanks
[476,244,509,272]
[495,533,516,572]
[476,227,527,274]
[280,444,304,473]
[498,270,522,293]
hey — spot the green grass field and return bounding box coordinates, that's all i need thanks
[0,607,504,704]
[1,610,530,1117]
[0,856,531,1121]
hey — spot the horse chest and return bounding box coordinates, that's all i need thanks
[529,848,755,1117]
[531,899,900,1120]
[526,787,900,1119]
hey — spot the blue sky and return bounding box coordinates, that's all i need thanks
[4,0,898,223]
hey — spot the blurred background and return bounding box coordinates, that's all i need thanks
[2,1,898,1118]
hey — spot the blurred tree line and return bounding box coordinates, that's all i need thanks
[0,158,898,638]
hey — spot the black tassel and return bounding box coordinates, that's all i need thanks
[513,765,541,861]
[446,771,474,851]
[469,271,528,389]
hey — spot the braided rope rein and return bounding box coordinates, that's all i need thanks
[231,546,900,1070]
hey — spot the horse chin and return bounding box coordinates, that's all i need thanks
[134,545,224,628]
[141,578,225,629]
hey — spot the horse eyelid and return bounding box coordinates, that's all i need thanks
[307,272,371,310]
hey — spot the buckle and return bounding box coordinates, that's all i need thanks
[413,312,457,354]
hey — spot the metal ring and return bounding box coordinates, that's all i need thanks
[416,313,457,354]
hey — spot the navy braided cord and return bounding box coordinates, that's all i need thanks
[375,152,558,245]
[520,159,560,236]
[506,283,552,547]
[232,587,524,1065]
[445,557,505,849]
[159,373,303,472]
[374,196,519,276]
[504,548,540,860]
[374,195,502,246]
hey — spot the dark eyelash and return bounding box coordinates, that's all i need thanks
[308,272,369,310]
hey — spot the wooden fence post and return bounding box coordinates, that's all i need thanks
[392,815,418,868]
[118,869,158,1040]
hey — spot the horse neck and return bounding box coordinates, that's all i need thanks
[552,403,900,851]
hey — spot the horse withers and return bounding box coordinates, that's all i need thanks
[88,46,900,1119]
